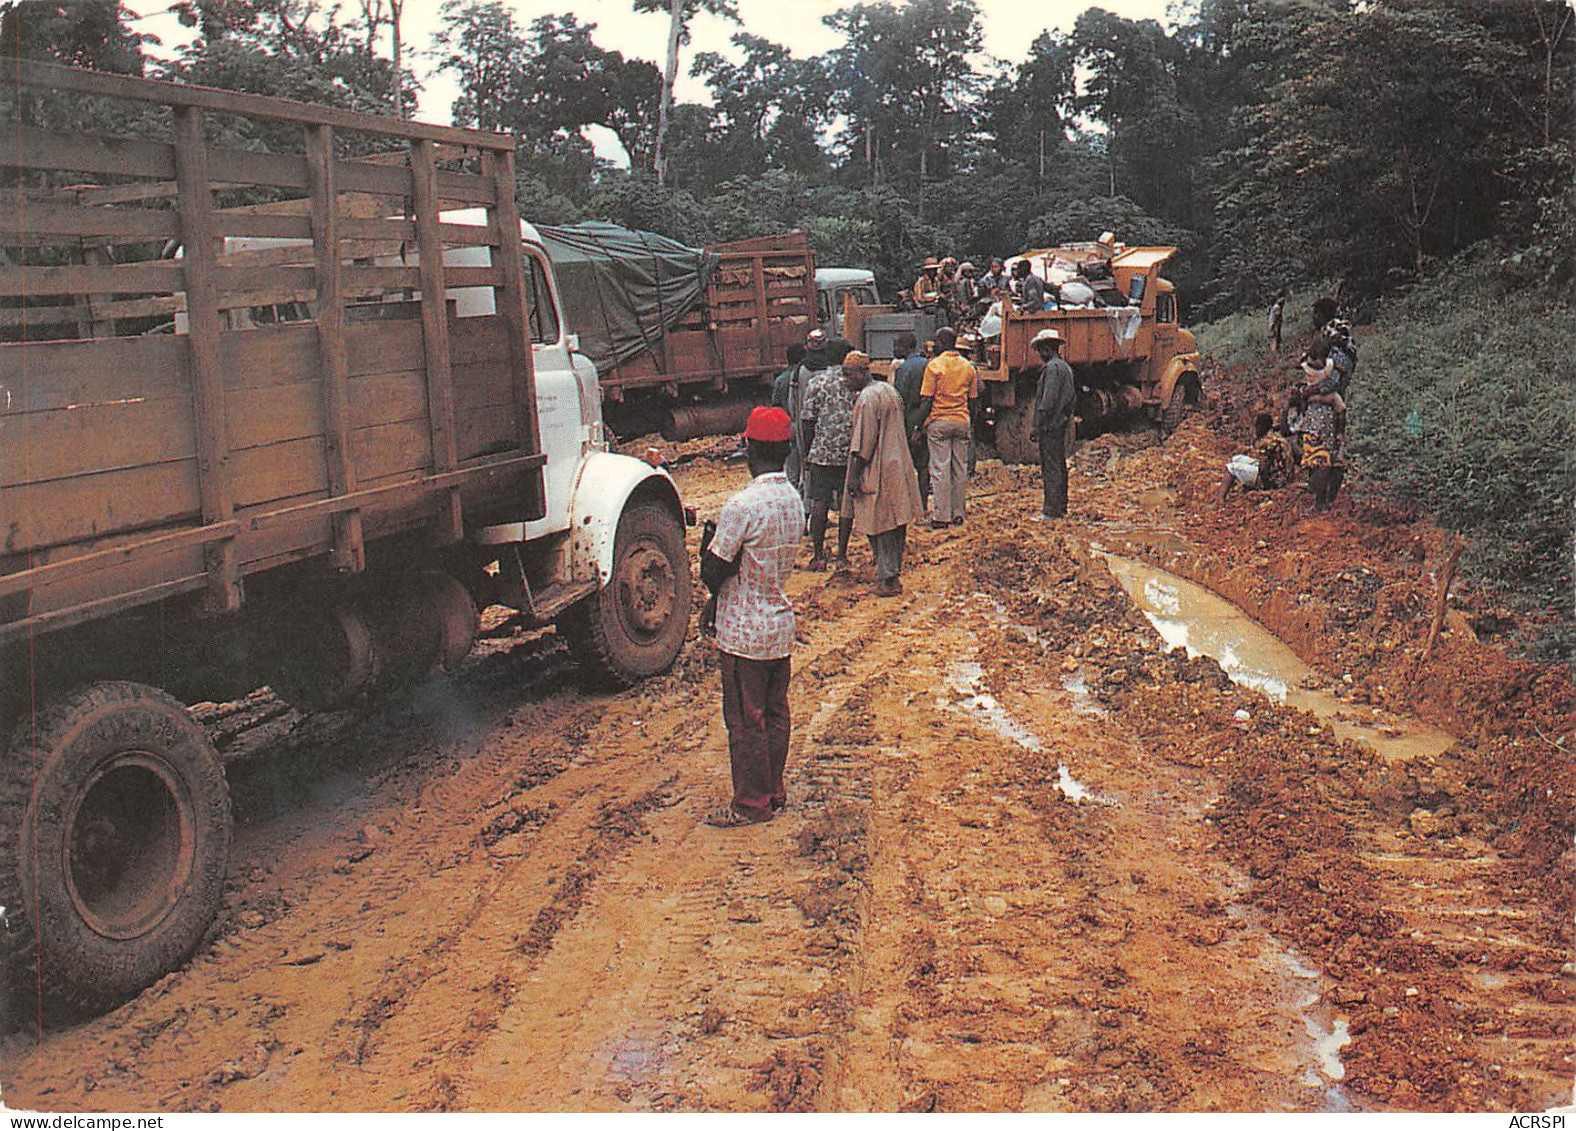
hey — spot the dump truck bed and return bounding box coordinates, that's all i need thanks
[0,62,546,648]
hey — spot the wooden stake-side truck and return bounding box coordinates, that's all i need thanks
[0,65,693,1014]
[842,241,1204,462]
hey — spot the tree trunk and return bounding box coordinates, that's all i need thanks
[654,0,684,185]
[390,0,405,119]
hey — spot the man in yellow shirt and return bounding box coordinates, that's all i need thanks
[918,326,980,528]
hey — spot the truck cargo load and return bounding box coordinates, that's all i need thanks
[537,221,720,382]
[539,228,817,440]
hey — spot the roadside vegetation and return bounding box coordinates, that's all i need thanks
[1195,264,1576,662]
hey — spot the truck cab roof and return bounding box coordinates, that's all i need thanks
[816,267,877,288]
[441,206,543,247]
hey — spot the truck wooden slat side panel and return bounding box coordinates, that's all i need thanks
[0,64,545,647]
[591,231,816,404]
[1,65,693,1017]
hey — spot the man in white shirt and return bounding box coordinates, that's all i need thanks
[700,407,803,827]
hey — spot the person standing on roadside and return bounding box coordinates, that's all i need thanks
[771,343,808,499]
[890,331,931,509]
[843,352,924,597]
[700,407,802,828]
[918,326,979,528]
[1029,328,1076,520]
[1268,295,1285,352]
[800,337,856,568]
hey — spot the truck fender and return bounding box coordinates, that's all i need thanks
[559,452,685,588]
[1157,353,1202,408]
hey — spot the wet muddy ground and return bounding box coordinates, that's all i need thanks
[2,368,1571,1112]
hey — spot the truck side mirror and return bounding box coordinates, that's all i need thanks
[567,333,581,353]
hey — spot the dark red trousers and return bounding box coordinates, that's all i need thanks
[719,651,791,817]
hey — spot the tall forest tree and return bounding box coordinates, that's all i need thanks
[691,33,828,182]
[823,0,983,216]
[632,0,739,185]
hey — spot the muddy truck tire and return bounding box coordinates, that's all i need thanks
[1,681,231,1014]
[559,504,692,686]
[993,398,1038,465]
[1161,376,1201,436]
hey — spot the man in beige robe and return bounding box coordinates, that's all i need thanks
[842,352,924,597]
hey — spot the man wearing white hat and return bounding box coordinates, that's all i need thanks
[1029,328,1076,519]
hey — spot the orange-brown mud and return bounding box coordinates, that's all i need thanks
[1,366,1570,1112]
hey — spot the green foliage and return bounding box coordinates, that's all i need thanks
[583,177,712,242]
[1027,193,1192,252]
[1207,0,1575,311]
[1344,259,1576,660]
[822,0,984,196]
[1071,7,1203,226]
[0,0,146,73]
[691,32,829,181]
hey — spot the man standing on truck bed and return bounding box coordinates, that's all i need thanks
[1029,328,1076,520]
[701,407,802,827]
[800,338,857,569]
[918,326,979,528]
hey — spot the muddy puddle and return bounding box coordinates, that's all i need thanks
[1097,553,1456,764]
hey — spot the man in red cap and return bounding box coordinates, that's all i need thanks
[699,405,803,827]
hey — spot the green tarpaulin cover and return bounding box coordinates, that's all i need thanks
[536,221,719,378]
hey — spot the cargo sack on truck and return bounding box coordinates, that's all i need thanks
[537,221,719,379]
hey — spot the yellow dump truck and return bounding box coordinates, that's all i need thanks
[843,239,1202,463]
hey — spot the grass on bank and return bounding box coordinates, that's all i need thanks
[1193,261,1576,663]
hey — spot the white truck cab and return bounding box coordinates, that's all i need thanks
[441,211,692,683]
[816,267,880,337]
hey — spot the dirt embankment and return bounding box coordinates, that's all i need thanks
[1,380,1570,1112]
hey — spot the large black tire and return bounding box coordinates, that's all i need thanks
[1,682,231,1014]
[1161,376,1200,436]
[560,504,692,687]
[994,399,1038,466]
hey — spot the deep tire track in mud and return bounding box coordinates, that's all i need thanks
[2,421,1570,1112]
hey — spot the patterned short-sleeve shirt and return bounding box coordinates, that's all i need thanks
[801,367,856,467]
[711,471,802,661]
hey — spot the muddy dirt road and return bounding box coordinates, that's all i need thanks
[2,393,1572,1112]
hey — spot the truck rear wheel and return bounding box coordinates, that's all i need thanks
[994,400,1038,466]
[1,682,231,1014]
[560,504,692,686]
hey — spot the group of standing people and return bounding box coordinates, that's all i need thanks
[771,325,989,582]
[707,321,1081,827]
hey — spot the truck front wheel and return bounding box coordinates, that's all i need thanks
[560,504,692,686]
[1161,376,1200,436]
[1,682,231,1014]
